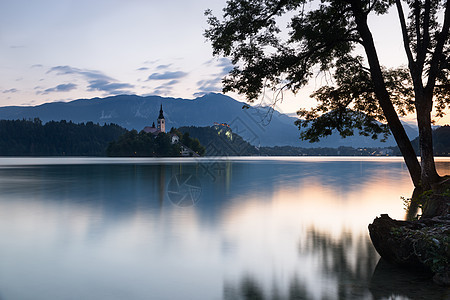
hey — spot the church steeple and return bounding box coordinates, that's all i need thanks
[157,104,165,133]
[158,104,164,119]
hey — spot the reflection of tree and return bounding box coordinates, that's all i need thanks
[223,226,443,299]
[224,276,264,300]
[157,164,165,209]
[369,259,449,300]
[224,275,310,300]
[299,228,379,299]
[223,228,379,299]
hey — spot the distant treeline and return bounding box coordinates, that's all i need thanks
[106,128,205,157]
[181,125,450,157]
[411,125,450,156]
[0,118,126,156]
[0,119,448,157]
[258,146,396,156]
[178,125,259,156]
[179,126,396,156]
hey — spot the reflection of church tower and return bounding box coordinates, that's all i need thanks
[157,104,165,133]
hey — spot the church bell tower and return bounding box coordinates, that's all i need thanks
[157,104,165,133]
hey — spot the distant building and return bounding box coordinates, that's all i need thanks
[170,134,179,144]
[143,122,159,134]
[180,145,200,157]
[141,105,199,156]
[157,104,165,133]
[143,104,166,134]
[379,148,394,156]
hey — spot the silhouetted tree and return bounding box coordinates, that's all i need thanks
[0,119,126,156]
[106,130,205,157]
[205,0,450,192]
[178,126,258,156]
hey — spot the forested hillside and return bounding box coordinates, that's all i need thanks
[1,120,448,157]
[412,125,450,156]
[0,94,419,147]
[106,129,205,157]
[0,119,126,156]
[178,125,259,156]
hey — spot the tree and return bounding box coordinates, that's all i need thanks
[0,119,126,156]
[205,0,449,191]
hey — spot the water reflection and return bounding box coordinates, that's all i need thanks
[370,259,449,300]
[224,229,379,300]
[0,157,448,299]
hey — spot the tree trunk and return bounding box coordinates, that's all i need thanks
[350,2,422,187]
[394,0,449,189]
[416,95,440,189]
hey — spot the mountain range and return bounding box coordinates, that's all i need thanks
[0,93,418,147]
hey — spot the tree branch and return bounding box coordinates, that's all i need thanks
[367,0,377,14]
[418,0,432,67]
[258,0,289,24]
[414,0,422,52]
[434,84,450,89]
[395,0,416,67]
[425,0,450,94]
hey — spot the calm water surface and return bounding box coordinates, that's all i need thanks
[0,157,449,300]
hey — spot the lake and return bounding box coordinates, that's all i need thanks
[0,157,448,300]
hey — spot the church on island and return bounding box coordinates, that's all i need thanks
[106,104,204,157]
[142,104,201,156]
[143,104,167,135]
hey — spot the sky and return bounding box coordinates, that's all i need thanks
[0,0,448,124]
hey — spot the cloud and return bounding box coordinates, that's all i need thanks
[2,88,18,94]
[31,64,43,68]
[152,89,170,96]
[137,67,149,71]
[48,65,114,81]
[42,83,78,94]
[47,65,134,95]
[156,64,172,70]
[148,79,181,97]
[153,82,177,96]
[141,79,178,95]
[216,58,234,75]
[193,58,233,97]
[143,60,159,65]
[216,57,231,67]
[48,65,79,75]
[88,80,134,94]
[148,71,188,80]
[166,80,179,86]
[195,77,223,96]
[193,92,212,98]
[204,58,234,76]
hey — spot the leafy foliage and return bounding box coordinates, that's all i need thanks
[296,56,417,141]
[106,130,179,157]
[0,118,126,156]
[205,0,450,142]
[106,129,205,157]
[178,125,259,156]
[391,224,449,274]
[171,128,206,156]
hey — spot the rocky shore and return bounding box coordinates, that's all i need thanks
[369,212,449,286]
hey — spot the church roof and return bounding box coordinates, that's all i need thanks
[158,104,164,119]
[143,126,160,134]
